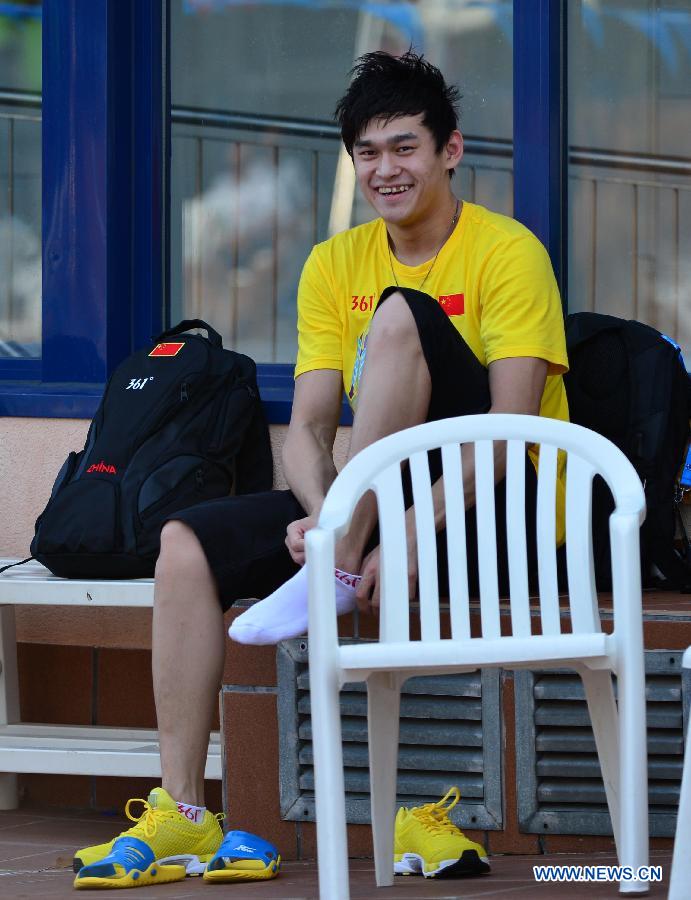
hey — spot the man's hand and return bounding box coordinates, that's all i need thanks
[285,515,317,565]
[355,542,418,613]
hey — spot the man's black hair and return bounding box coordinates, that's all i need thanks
[334,49,461,157]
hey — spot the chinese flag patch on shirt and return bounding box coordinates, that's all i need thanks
[149,342,185,358]
[438,293,464,316]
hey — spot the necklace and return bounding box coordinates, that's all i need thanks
[387,198,460,293]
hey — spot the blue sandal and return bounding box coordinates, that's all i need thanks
[203,830,280,882]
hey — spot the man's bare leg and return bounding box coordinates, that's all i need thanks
[336,291,431,572]
[153,520,225,806]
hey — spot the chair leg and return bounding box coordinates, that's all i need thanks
[582,664,649,894]
[311,668,350,900]
[615,655,649,893]
[0,607,19,810]
[367,673,402,888]
[580,669,622,853]
[669,729,691,899]
[669,651,691,900]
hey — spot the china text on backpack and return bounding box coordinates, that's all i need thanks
[564,312,691,591]
[30,320,273,578]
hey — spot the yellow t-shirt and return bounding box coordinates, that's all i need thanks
[295,200,569,544]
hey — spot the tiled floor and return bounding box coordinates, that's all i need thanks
[0,807,671,899]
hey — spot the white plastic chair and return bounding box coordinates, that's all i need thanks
[306,414,649,899]
[668,645,691,899]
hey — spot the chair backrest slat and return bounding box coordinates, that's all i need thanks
[441,442,470,640]
[372,464,410,642]
[506,439,531,637]
[474,439,501,639]
[410,450,440,641]
[316,414,645,649]
[536,442,561,636]
[565,453,599,633]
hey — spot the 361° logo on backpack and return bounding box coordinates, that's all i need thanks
[126,377,154,390]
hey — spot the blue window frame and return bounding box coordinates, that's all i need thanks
[0,0,165,417]
[513,0,567,294]
[0,0,567,421]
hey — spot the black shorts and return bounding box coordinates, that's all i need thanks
[170,288,538,611]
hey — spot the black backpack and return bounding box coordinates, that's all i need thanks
[564,312,691,591]
[29,319,273,579]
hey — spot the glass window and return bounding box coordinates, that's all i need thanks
[568,0,691,354]
[0,0,41,358]
[170,0,513,363]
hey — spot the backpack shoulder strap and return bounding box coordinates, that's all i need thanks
[566,311,624,350]
[0,556,34,575]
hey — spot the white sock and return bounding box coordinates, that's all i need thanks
[175,801,206,824]
[228,565,360,646]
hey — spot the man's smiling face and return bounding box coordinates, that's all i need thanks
[352,114,461,228]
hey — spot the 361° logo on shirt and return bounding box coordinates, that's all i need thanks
[351,295,375,312]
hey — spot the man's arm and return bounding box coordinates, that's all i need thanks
[465,354,547,504]
[487,355,548,415]
[282,369,343,518]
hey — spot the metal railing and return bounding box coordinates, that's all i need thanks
[0,90,42,354]
[569,172,690,335]
[1,90,689,360]
[171,105,691,360]
[170,107,515,361]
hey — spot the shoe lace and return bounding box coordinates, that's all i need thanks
[116,798,178,840]
[411,787,463,835]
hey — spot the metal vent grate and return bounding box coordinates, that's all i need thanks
[515,650,689,836]
[277,639,502,829]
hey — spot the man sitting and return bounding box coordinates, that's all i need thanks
[73,49,568,889]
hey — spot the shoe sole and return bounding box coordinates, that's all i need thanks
[203,856,281,882]
[74,862,186,889]
[394,849,491,878]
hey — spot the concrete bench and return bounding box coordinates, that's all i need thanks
[0,558,221,810]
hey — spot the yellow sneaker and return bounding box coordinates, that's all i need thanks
[73,787,222,889]
[393,787,490,878]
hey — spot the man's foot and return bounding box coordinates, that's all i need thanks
[203,830,281,882]
[228,565,360,645]
[73,787,222,889]
[393,787,491,878]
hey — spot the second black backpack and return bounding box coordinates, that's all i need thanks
[31,319,273,579]
[564,312,691,591]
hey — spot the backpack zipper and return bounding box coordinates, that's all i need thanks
[128,372,201,451]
